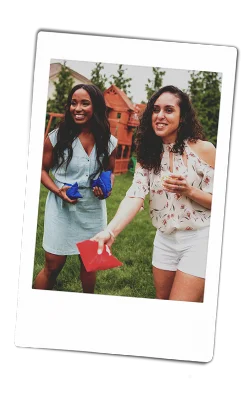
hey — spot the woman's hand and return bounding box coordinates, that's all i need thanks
[162,174,192,197]
[163,174,212,209]
[91,230,115,254]
[92,186,112,200]
[58,186,78,204]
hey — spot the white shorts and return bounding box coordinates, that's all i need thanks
[152,227,210,279]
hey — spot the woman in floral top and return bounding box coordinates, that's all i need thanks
[92,86,216,302]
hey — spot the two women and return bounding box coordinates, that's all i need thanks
[34,84,117,292]
[92,85,215,302]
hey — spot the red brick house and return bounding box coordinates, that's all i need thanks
[104,85,144,173]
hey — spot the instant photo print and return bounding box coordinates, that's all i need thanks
[15,31,237,362]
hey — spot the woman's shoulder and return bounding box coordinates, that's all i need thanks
[48,128,59,147]
[48,128,58,136]
[110,134,118,145]
[187,140,216,168]
[108,134,118,154]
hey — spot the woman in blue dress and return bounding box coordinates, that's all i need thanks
[34,84,117,292]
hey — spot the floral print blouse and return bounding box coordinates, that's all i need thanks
[126,141,214,234]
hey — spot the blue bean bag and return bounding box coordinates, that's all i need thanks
[64,182,83,199]
[91,170,112,199]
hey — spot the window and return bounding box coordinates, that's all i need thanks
[116,145,122,159]
[123,146,130,158]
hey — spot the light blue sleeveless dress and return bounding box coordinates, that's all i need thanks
[42,129,118,255]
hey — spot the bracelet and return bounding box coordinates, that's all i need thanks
[107,229,115,241]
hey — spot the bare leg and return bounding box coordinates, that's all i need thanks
[153,266,176,300]
[169,270,205,302]
[33,252,67,290]
[79,256,96,294]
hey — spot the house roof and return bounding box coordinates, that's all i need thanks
[134,103,146,116]
[50,63,61,77]
[134,103,146,111]
[49,63,92,84]
[104,84,135,112]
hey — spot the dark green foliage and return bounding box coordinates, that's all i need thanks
[90,62,108,92]
[46,62,74,131]
[109,64,132,98]
[145,67,166,100]
[187,71,221,146]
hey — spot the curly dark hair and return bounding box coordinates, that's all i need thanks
[136,85,205,174]
[53,84,111,178]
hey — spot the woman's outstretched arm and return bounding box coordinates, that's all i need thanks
[92,196,144,254]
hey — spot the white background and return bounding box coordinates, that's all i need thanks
[0,6,248,399]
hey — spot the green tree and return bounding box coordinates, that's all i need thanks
[90,62,108,92]
[46,62,74,131]
[187,71,221,146]
[145,67,166,100]
[109,64,132,97]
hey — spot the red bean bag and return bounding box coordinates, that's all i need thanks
[76,240,122,272]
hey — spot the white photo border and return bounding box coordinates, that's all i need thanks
[15,31,237,362]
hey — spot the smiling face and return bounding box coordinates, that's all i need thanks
[152,92,181,144]
[69,88,93,126]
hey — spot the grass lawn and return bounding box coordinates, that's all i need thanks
[33,172,157,299]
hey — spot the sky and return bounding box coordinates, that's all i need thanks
[52,58,193,104]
